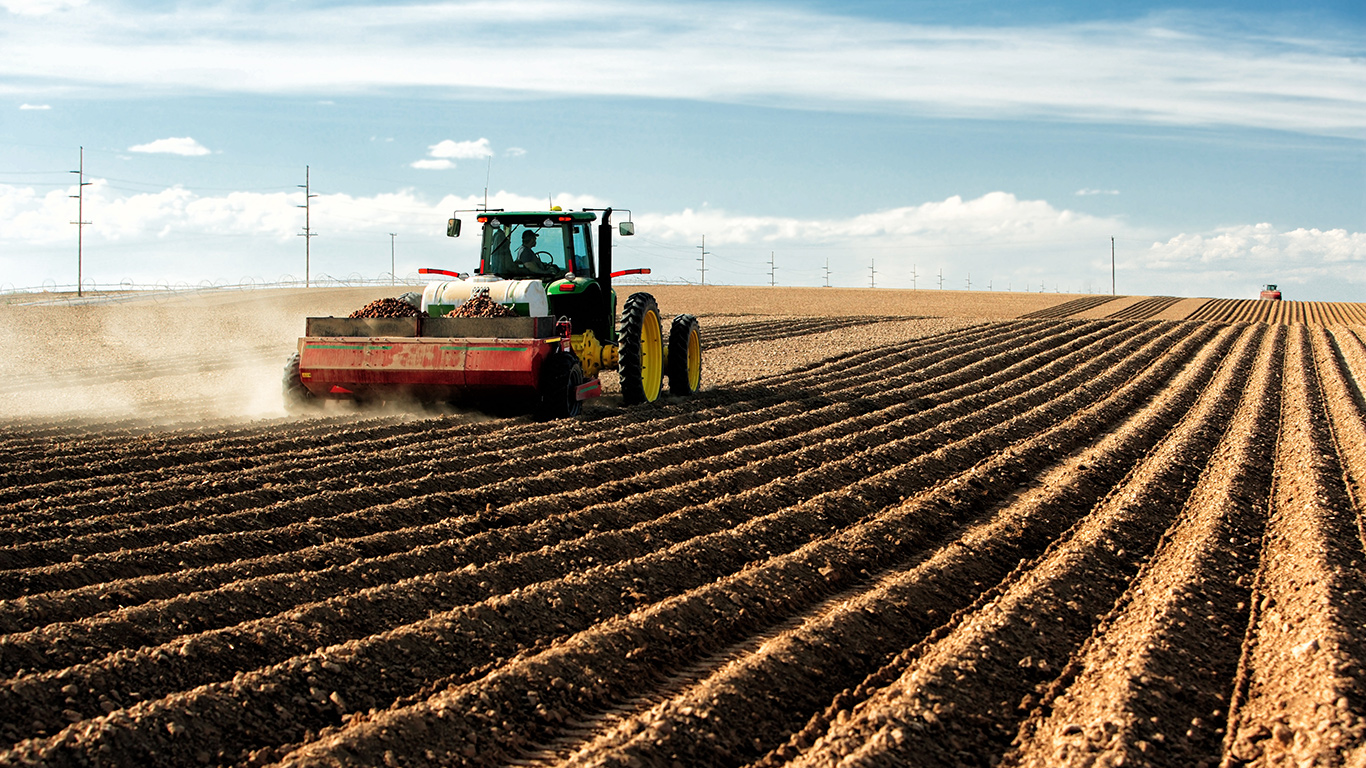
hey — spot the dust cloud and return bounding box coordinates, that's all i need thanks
[0,287,396,426]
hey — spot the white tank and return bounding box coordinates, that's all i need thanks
[421,279,549,317]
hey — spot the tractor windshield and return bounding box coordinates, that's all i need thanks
[479,222,571,280]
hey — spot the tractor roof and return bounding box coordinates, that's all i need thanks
[475,211,597,225]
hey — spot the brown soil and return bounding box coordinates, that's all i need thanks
[348,298,427,319]
[446,295,515,318]
[1186,299,1366,326]
[2,285,1366,768]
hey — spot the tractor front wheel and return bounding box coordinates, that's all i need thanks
[538,351,586,419]
[618,292,664,404]
[667,313,702,396]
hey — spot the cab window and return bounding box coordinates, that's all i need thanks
[481,223,570,279]
[571,224,593,275]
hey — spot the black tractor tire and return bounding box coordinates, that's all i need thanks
[537,350,586,419]
[667,313,702,396]
[618,292,664,405]
[282,353,320,413]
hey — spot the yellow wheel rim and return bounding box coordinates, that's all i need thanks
[687,328,701,391]
[642,309,663,401]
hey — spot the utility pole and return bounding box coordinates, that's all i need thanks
[823,259,831,288]
[938,268,944,290]
[389,233,398,285]
[768,251,777,286]
[696,236,709,285]
[298,166,318,288]
[911,264,917,290]
[1111,236,1116,295]
[868,259,876,288]
[966,273,971,291]
[69,146,92,297]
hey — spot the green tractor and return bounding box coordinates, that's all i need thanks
[430,206,702,415]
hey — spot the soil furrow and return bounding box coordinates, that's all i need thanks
[1019,296,1121,319]
[1223,326,1366,767]
[512,584,875,768]
[0,322,1211,764]
[774,324,1254,768]
[0,322,1012,527]
[543,328,1262,768]
[1001,325,1281,768]
[0,323,1107,650]
[702,317,897,349]
[256,317,1224,768]
[0,322,1075,593]
[1106,296,1183,321]
[0,323,1048,630]
[0,321,1161,738]
[1311,328,1366,539]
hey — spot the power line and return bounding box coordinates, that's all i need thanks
[69,147,92,297]
[297,166,318,288]
[696,235,709,286]
[390,232,398,286]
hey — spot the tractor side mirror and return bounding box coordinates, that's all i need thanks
[447,218,461,237]
[618,221,635,236]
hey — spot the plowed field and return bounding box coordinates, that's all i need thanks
[4,287,1366,768]
[1178,300,1366,326]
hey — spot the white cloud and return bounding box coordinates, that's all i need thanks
[1126,224,1366,299]
[18,103,50,110]
[1,0,84,15]
[1076,189,1119,196]
[505,147,527,157]
[0,4,1359,138]
[128,137,212,156]
[2,181,1361,299]
[1148,223,1366,267]
[428,139,493,160]
[410,138,493,169]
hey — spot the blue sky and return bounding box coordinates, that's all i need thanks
[1,0,1362,299]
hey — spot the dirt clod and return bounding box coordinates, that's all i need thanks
[348,297,428,319]
[447,293,516,318]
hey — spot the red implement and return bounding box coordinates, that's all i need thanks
[299,336,554,401]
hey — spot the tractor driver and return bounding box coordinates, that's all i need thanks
[515,230,559,276]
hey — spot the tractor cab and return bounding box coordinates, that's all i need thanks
[471,211,597,282]
[447,208,640,374]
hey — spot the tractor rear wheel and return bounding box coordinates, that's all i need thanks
[282,353,320,413]
[618,292,664,404]
[667,313,702,396]
[538,351,585,419]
